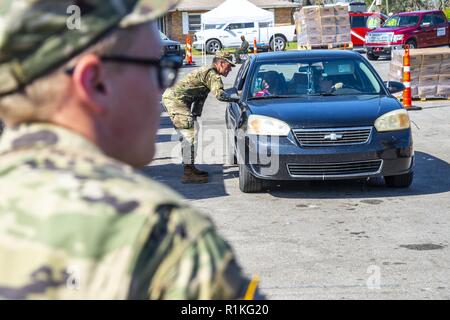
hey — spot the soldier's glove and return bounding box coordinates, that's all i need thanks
[191,101,204,118]
[219,89,240,103]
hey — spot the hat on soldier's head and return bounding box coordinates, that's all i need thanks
[0,0,179,97]
[214,51,236,67]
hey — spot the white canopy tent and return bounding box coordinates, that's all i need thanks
[199,0,275,65]
[201,0,274,25]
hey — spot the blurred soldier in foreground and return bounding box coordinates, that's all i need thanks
[162,51,237,184]
[0,0,254,299]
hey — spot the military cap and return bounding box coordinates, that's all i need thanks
[0,0,179,97]
[214,51,236,67]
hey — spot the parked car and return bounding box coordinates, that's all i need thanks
[349,10,388,51]
[365,10,450,60]
[193,22,296,54]
[160,31,185,67]
[226,50,413,193]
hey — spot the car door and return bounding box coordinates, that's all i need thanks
[224,23,246,47]
[350,14,368,47]
[433,12,448,46]
[419,13,436,47]
[228,59,250,131]
[243,22,257,44]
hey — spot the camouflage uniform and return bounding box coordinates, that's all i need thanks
[162,52,236,165]
[0,1,253,299]
[0,124,249,299]
[234,39,250,63]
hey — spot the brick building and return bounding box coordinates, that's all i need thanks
[158,0,300,42]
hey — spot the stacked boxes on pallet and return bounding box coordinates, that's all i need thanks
[295,4,351,48]
[389,48,450,99]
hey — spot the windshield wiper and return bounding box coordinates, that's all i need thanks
[248,95,295,100]
[308,92,337,96]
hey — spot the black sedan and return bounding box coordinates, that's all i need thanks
[160,31,185,67]
[226,50,414,193]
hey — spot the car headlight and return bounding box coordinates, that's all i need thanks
[374,109,410,132]
[246,115,291,136]
[393,34,404,42]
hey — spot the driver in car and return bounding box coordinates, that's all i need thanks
[315,71,343,93]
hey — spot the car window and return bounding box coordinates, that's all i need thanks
[421,14,434,26]
[235,59,251,91]
[204,24,225,30]
[259,22,273,28]
[159,31,169,40]
[244,23,255,29]
[248,59,382,98]
[433,13,446,25]
[350,16,368,28]
[227,23,244,30]
[367,16,382,29]
[383,15,419,27]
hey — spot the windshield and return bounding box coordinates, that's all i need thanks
[159,31,169,40]
[204,24,226,30]
[383,15,419,27]
[248,59,382,99]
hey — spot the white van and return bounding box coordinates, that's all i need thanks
[193,21,295,54]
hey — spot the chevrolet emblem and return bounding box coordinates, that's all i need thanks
[324,133,343,141]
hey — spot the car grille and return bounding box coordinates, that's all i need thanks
[293,127,372,147]
[367,32,393,43]
[287,160,383,178]
[165,45,180,54]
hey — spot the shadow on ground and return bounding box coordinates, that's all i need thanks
[142,164,236,200]
[142,151,449,200]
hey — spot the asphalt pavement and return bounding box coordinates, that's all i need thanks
[145,52,450,299]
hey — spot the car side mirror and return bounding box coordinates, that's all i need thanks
[421,22,432,28]
[384,81,405,94]
[229,94,240,102]
[225,87,241,102]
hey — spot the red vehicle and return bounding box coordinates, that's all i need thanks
[349,11,388,50]
[365,10,450,60]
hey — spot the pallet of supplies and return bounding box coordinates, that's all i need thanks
[295,4,352,50]
[389,48,450,99]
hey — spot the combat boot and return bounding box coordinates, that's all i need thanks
[189,164,208,177]
[181,164,209,184]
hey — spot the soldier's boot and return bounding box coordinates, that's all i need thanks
[181,164,209,184]
[190,165,208,177]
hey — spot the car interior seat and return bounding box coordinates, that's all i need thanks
[289,73,309,95]
[263,71,287,95]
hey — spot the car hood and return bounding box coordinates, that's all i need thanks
[370,26,417,34]
[246,95,402,129]
[161,39,180,46]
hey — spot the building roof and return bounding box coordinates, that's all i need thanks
[171,0,299,12]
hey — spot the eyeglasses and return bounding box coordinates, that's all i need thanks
[65,55,180,90]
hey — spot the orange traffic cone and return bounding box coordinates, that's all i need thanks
[185,36,194,65]
[402,45,421,111]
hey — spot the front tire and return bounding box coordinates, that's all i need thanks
[239,164,263,193]
[384,171,414,188]
[206,39,222,54]
[270,36,286,51]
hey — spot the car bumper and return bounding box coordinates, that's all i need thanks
[365,44,404,57]
[239,128,414,181]
[163,53,184,66]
